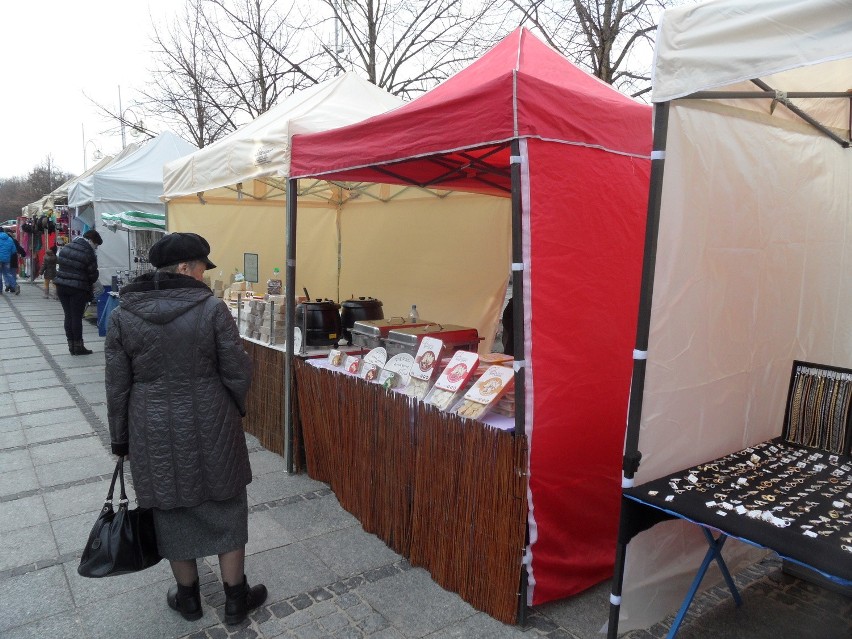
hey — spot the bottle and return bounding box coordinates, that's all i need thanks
[409,304,419,323]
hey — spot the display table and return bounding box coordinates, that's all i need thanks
[294,357,528,623]
[619,438,851,638]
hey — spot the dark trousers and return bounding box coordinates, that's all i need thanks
[56,285,90,341]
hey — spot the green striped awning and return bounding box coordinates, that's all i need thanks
[101,210,165,231]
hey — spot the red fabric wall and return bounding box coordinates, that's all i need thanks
[526,138,649,602]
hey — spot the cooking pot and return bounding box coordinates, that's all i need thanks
[340,297,384,344]
[295,299,342,347]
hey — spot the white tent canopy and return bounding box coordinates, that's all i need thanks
[67,143,142,210]
[618,0,852,631]
[68,132,196,284]
[94,131,196,215]
[163,72,404,200]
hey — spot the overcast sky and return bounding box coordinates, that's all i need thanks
[1,0,178,179]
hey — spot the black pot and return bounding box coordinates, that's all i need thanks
[295,299,342,347]
[340,297,384,344]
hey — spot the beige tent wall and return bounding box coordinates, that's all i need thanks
[619,102,852,630]
[166,193,339,298]
[333,190,512,353]
[167,184,512,352]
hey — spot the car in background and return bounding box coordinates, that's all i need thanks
[1,219,18,234]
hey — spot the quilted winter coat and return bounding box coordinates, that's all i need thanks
[54,237,99,292]
[105,272,253,510]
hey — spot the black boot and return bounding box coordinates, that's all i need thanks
[75,340,93,355]
[68,339,76,355]
[223,575,267,625]
[167,580,203,621]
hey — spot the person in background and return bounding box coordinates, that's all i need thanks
[105,232,266,625]
[0,230,26,294]
[54,230,103,354]
[41,245,58,299]
[501,293,514,357]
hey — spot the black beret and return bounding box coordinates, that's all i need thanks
[149,232,216,269]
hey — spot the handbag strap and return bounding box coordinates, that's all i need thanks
[105,456,130,506]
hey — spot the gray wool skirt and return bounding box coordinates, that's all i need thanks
[152,489,248,561]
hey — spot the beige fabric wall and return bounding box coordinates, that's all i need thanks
[166,195,339,298]
[619,102,852,629]
[167,185,512,352]
[334,190,511,352]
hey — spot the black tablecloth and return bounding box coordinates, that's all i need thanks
[624,438,852,584]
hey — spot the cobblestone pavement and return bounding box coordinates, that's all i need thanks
[1,282,850,639]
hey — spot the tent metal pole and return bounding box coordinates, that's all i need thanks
[607,101,671,639]
[283,178,298,474]
[509,137,528,625]
[749,78,850,148]
[622,101,670,480]
[686,90,852,99]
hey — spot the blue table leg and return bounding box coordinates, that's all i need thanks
[666,528,741,639]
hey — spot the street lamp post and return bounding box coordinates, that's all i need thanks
[117,86,144,149]
[82,124,103,171]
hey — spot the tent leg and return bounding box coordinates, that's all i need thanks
[606,540,627,639]
[665,529,739,639]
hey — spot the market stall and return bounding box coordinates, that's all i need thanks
[604,0,852,634]
[69,132,195,285]
[287,27,651,621]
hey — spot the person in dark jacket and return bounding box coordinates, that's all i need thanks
[105,232,266,625]
[55,230,103,354]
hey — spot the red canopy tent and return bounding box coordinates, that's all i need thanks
[289,28,651,608]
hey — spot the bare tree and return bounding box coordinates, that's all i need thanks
[199,0,322,118]
[504,0,668,98]
[134,1,239,148]
[0,157,73,217]
[311,0,509,98]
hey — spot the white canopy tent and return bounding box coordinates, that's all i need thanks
[70,133,196,284]
[163,71,403,199]
[612,0,852,632]
[67,143,141,211]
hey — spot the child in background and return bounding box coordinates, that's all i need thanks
[41,246,58,299]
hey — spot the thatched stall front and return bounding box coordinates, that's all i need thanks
[241,339,303,472]
[295,358,528,623]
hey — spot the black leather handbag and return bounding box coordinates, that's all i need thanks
[77,457,162,578]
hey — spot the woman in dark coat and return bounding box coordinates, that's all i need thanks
[105,232,266,625]
[54,230,102,354]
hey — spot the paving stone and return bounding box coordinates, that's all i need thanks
[0,428,26,449]
[34,452,114,488]
[302,527,401,578]
[0,464,39,497]
[318,611,350,633]
[0,447,31,472]
[0,565,75,633]
[0,523,58,571]
[357,611,390,634]
[24,420,93,445]
[0,493,49,532]
[243,545,338,604]
[331,627,365,639]
[293,620,326,639]
[269,600,296,618]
